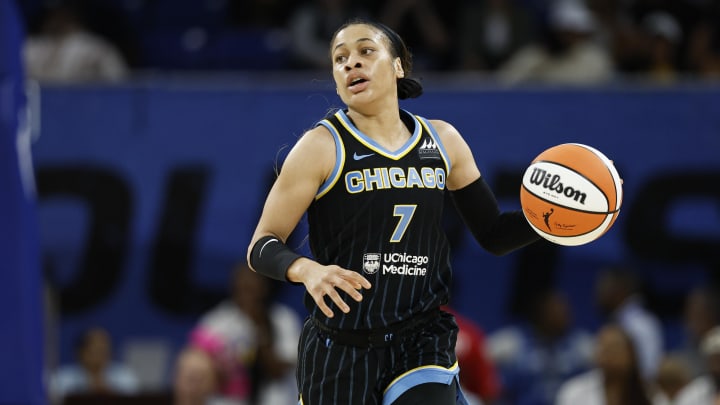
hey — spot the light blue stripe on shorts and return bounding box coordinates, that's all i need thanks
[382,361,468,405]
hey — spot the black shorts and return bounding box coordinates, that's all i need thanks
[296,310,467,405]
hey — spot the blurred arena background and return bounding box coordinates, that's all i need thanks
[3,0,720,403]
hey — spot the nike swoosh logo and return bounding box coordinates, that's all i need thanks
[353,152,375,160]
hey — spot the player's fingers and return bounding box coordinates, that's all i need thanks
[340,270,372,289]
[327,266,371,290]
[335,278,364,302]
[311,291,334,318]
[325,288,351,314]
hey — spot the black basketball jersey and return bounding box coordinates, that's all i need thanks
[306,109,453,330]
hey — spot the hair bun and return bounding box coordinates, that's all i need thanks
[397,77,423,100]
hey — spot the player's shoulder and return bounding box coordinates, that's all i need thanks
[303,123,333,139]
[419,118,466,154]
[294,122,335,151]
[282,121,337,179]
[422,118,462,138]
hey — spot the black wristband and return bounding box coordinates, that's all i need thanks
[249,235,302,282]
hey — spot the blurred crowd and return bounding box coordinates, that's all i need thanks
[46,262,720,405]
[43,262,720,405]
[49,263,302,405]
[17,0,720,84]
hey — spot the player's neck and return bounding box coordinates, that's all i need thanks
[346,108,410,150]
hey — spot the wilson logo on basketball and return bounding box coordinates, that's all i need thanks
[528,168,587,204]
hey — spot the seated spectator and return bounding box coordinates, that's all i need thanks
[456,0,536,72]
[376,0,457,71]
[595,264,664,380]
[498,0,614,85]
[677,286,720,378]
[288,0,370,69]
[587,0,649,76]
[49,327,139,403]
[641,11,683,83]
[653,354,692,405]
[23,5,129,83]
[672,325,720,405]
[444,306,502,405]
[172,347,242,405]
[556,323,653,405]
[489,288,594,405]
[687,3,720,78]
[189,262,301,405]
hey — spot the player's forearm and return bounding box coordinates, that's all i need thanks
[451,177,539,256]
[475,211,540,255]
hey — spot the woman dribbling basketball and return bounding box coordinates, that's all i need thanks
[247,19,540,405]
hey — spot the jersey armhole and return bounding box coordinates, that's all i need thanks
[315,120,345,199]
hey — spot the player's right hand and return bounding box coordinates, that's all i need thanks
[287,258,371,318]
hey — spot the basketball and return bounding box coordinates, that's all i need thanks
[520,143,623,246]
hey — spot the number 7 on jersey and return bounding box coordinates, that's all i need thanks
[390,204,417,243]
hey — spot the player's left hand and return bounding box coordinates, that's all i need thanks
[287,257,372,318]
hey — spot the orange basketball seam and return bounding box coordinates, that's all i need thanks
[528,216,615,238]
[573,143,622,210]
[528,221,612,239]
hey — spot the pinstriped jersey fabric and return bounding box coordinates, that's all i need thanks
[305,108,453,330]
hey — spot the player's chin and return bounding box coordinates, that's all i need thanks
[344,90,377,107]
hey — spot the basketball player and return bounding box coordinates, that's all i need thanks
[247,19,540,405]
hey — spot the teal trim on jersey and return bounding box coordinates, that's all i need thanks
[416,116,452,176]
[315,119,346,199]
[382,361,466,405]
[335,109,422,160]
